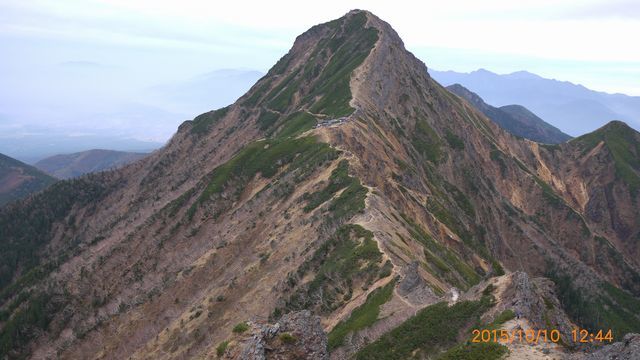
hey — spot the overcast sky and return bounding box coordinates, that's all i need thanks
[2,0,639,93]
[1,0,639,159]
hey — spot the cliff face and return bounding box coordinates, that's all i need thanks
[0,10,638,360]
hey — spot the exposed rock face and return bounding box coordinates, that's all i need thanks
[223,311,327,360]
[463,272,576,344]
[397,261,438,305]
[572,334,640,360]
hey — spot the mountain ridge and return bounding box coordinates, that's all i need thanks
[0,152,56,206]
[430,68,640,136]
[34,149,149,179]
[446,83,572,143]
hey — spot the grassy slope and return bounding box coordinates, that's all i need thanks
[274,225,385,318]
[354,296,495,360]
[328,279,396,350]
[241,12,379,139]
[571,121,640,195]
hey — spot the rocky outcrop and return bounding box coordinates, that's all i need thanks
[396,261,439,305]
[572,333,640,360]
[464,272,578,348]
[222,311,328,360]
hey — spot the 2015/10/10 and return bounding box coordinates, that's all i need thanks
[471,328,614,344]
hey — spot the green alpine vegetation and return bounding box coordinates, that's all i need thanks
[304,160,353,212]
[433,307,513,359]
[257,109,280,130]
[436,342,508,360]
[328,279,396,350]
[487,309,515,329]
[401,213,480,290]
[0,152,57,206]
[325,177,367,221]
[354,296,494,359]
[443,181,475,217]
[216,340,229,357]
[275,225,387,318]
[189,106,231,135]
[412,118,442,163]
[0,174,110,293]
[444,129,465,150]
[306,12,378,117]
[273,111,316,138]
[547,269,640,339]
[572,121,640,195]
[279,333,297,344]
[303,159,368,220]
[232,322,249,333]
[192,136,339,214]
[248,11,379,132]
[0,290,64,358]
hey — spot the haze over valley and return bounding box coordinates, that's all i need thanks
[3,0,640,163]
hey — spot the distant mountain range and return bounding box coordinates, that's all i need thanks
[430,68,640,136]
[35,149,149,179]
[5,66,637,163]
[0,152,56,206]
[0,69,262,163]
[446,84,572,144]
[0,133,161,164]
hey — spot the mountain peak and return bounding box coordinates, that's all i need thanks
[507,70,541,80]
[471,68,496,76]
[223,9,431,139]
[446,84,486,108]
[234,10,381,123]
[346,8,372,16]
[601,119,635,131]
[572,119,640,192]
[577,120,638,140]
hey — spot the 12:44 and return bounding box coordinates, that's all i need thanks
[572,328,614,343]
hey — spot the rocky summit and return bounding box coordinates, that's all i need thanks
[0,10,639,360]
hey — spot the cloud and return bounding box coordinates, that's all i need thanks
[0,0,293,53]
[558,0,640,19]
[57,60,115,68]
[2,0,639,64]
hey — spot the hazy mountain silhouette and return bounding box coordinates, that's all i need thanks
[447,84,572,143]
[35,149,149,179]
[431,68,640,136]
[0,152,56,206]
